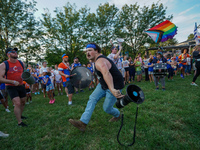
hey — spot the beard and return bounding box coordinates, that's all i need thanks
[11,56,18,59]
[64,60,68,63]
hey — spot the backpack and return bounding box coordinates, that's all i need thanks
[4,60,24,77]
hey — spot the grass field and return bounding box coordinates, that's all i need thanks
[0,75,200,150]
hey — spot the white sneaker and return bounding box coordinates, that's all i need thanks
[26,102,29,105]
[5,109,11,113]
[68,101,72,105]
[0,131,9,138]
[191,83,198,86]
[66,95,68,97]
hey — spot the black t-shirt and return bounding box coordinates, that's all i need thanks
[94,55,124,90]
[129,60,135,69]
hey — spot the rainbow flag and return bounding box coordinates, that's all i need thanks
[145,20,177,43]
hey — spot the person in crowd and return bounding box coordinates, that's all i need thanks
[69,42,124,132]
[166,54,174,81]
[58,54,74,105]
[0,83,10,112]
[54,64,63,95]
[122,55,130,84]
[40,61,47,97]
[171,54,178,76]
[47,67,55,96]
[143,55,149,81]
[128,56,135,82]
[135,57,142,82]
[191,45,200,86]
[185,55,192,76]
[147,58,154,82]
[152,51,167,90]
[71,57,83,93]
[32,68,40,95]
[23,80,32,104]
[108,40,123,72]
[86,62,95,91]
[178,48,190,78]
[0,47,27,127]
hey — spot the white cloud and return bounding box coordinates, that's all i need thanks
[178,5,196,16]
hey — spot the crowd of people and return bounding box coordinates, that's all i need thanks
[0,43,200,136]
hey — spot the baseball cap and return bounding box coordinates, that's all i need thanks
[74,57,78,60]
[157,51,163,55]
[62,54,68,59]
[6,47,18,54]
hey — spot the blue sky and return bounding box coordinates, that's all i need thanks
[34,0,200,43]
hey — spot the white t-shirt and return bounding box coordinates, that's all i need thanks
[50,72,55,83]
[40,67,47,75]
[54,70,62,81]
[107,53,122,70]
[143,58,149,68]
[186,57,191,65]
[122,60,129,68]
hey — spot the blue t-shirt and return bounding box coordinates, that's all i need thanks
[45,75,51,86]
[72,63,81,68]
[39,76,47,84]
[87,67,93,73]
[148,63,153,72]
[0,83,5,90]
[167,59,172,69]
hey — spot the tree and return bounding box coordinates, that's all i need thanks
[187,33,194,40]
[0,0,38,62]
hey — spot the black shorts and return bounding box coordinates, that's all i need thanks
[64,81,74,94]
[0,92,3,100]
[125,68,129,72]
[42,84,46,89]
[26,89,31,93]
[6,85,26,100]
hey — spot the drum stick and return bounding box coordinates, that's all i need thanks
[70,73,77,76]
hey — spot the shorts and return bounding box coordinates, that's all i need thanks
[179,64,186,69]
[46,83,54,92]
[42,84,46,89]
[63,81,74,94]
[6,85,26,100]
[0,92,3,100]
[148,71,153,75]
[136,71,142,75]
[56,79,62,84]
[26,89,31,94]
[125,68,129,72]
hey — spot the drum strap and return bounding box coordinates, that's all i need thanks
[117,105,139,146]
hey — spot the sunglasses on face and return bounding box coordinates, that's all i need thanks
[8,51,17,54]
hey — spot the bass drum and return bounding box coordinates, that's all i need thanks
[70,66,92,89]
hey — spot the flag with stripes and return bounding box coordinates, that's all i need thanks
[194,22,200,45]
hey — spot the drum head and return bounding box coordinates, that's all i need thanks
[70,66,92,88]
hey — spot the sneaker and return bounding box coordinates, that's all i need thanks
[66,95,68,97]
[80,90,84,92]
[52,99,55,104]
[191,82,198,86]
[69,119,87,132]
[109,114,121,122]
[49,100,53,104]
[0,131,9,138]
[34,92,37,95]
[162,88,166,91]
[26,102,29,105]
[18,122,28,127]
[68,101,72,105]
[21,116,27,120]
[76,91,79,94]
[37,92,40,94]
[155,87,159,90]
[5,108,11,113]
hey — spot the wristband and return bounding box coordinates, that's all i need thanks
[13,81,16,85]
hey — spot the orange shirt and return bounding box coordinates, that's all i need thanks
[23,81,30,89]
[58,62,71,82]
[178,54,190,65]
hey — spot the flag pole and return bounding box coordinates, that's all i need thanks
[157,43,165,51]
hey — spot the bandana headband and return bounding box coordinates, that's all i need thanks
[86,44,96,49]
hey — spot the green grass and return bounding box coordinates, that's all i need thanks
[0,75,200,150]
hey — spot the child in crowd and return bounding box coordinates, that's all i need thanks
[147,58,154,82]
[43,70,55,104]
[122,55,130,84]
[32,68,40,95]
[0,83,10,112]
[23,81,32,104]
[87,63,94,90]
[135,57,142,82]
[54,64,63,95]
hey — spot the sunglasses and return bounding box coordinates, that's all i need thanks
[8,51,17,54]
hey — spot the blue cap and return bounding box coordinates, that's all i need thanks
[62,54,68,59]
[157,51,163,55]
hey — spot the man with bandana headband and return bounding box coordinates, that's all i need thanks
[0,47,27,127]
[58,54,74,105]
[69,42,124,132]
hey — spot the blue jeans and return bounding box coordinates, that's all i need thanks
[80,83,120,124]
[185,65,191,74]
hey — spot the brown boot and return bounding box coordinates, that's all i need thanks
[69,119,87,132]
[109,114,121,122]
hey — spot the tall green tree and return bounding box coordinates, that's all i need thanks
[187,33,194,40]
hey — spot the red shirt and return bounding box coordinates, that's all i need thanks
[6,60,23,86]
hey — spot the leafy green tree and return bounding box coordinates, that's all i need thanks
[187,33,194,40]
